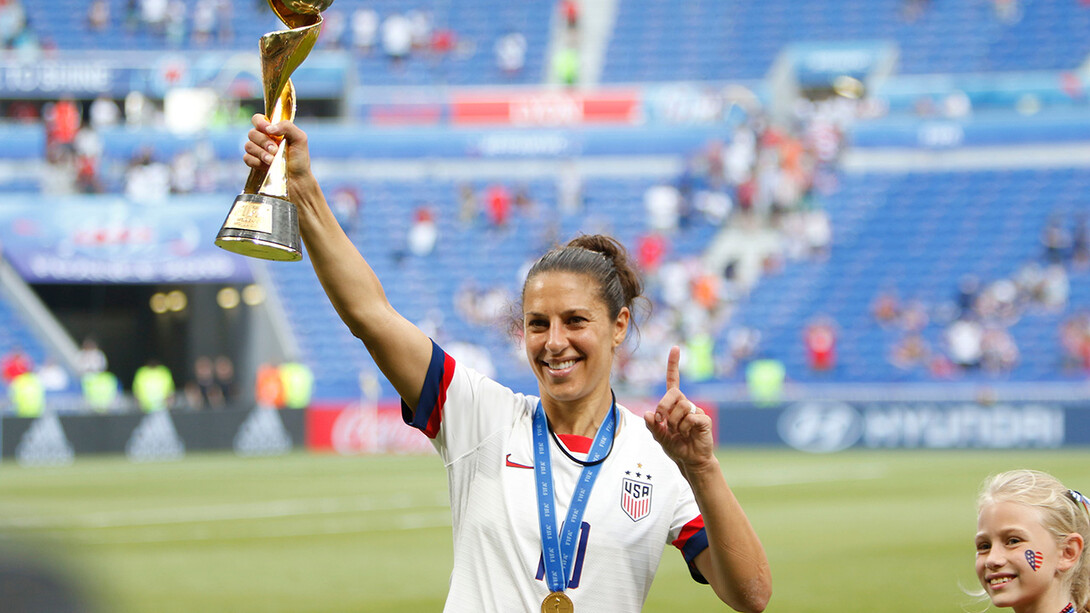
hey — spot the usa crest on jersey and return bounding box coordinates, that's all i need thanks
[621,477,653,521]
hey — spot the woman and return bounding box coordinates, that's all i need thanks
[243,115,771,612]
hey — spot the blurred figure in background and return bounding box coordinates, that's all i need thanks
[76,338,107,375]
[254,362,284,409]
[214,355,236,406]
[185,355,223,410]
[279,359,314,410]
[132,358,174,412]
[804,317,837,372]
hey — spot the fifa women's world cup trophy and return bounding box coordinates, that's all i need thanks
[214,0,333,261]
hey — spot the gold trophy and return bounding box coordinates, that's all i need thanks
[215,0,331,261]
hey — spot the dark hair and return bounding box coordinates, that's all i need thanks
[514,234,648,340]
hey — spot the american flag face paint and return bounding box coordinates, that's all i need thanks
[1024,549,1043,571]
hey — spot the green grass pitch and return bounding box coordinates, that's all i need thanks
[2,448,1088,612]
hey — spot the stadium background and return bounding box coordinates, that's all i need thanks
[1,0,1090,611]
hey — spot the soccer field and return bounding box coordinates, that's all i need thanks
[1,448,1087,612]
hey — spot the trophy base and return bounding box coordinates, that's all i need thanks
[215,193,303,262]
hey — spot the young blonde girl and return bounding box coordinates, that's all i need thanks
[976,469,1090,613]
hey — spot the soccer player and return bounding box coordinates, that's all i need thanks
[242,116,771,612]
[975,469,1090,613]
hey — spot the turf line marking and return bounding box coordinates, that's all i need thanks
[730,464,887,487]
[0,493,450,530]
[60,511,455,546]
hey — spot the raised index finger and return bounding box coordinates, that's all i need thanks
[665,345,681,391]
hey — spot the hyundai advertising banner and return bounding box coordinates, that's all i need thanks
[717,401,1090,452]
[0,196,253,284]
[0,52,349,100]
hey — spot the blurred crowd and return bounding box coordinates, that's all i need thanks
[872,212,1089,379]
[0,338,323,415]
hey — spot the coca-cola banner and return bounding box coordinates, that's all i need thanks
[306,401,435,455]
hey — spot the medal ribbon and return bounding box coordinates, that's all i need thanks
[532,398,616,594]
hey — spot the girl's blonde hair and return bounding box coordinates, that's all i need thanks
[978,469,1090,612]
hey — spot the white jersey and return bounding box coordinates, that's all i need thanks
[403,341,708,613]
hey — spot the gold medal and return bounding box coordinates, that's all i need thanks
[541,591,574,613]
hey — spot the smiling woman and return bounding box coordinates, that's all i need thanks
[241,116,771,613]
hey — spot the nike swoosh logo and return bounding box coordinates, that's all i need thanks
[505,454,533,469]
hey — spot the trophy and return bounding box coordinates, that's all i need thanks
[214,0,332,261]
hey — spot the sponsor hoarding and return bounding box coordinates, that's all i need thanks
[718,401,1090,451]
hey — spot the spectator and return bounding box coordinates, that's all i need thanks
[9,371,44,417]
[560,0,580,31]
[804,317,837,372]
[1072,214,1089,269]
[191,0,217,45]
[124,0,140,32]
[899,299,929,332]
[279,360,314,409]
[557,159,583,215]
[350,7,378,54]
[513,184,536,216]
[87,0,109,31]
[124,146,171,203]
[871,290,900,327]
[164,0,186,47]
[185,355,223,410]
[1060,313,1090,373]
[44,96,80,154]
[1041,215,1072,265]
[407,205,438,257]
[745,359,784,406]
[955,274,980,318]
[1,345,32,384]
[552,41,580,87]
[140,0,168,35]
[82,369,120,413]
[255,362,284,409]
[889,332,930,371]
[381,12,412,65]
[214,355,236,405]
[124,90,158,127]
[495,30,526,76]
[636,232,667,275]
[0,0,27,48]
[42,145,77,196]
[457,183,478,225]
[429,26,456,58]
[485,183,511,228]
[213,0,231,43]
[644,183,681,232]
[170,149,198,194]
[405,9,432,51]
[803,208,832,259]
[76,337,107,375]
[132,358,175,412]
[946,317,984,370]
[330,185,361,234]
[37,357,70,393]
[73,128,104,194]
[89,94,121,131]
[980,326,1019,374]
[1039,263,1069,310]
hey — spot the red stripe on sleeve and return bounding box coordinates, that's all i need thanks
[672,515,706,550]
[422,351,457,438]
